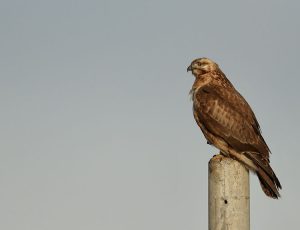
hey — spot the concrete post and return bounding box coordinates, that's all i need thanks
[208,154,250,230]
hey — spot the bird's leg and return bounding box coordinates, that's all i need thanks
[220,151,229,157]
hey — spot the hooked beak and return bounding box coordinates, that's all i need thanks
[187,65,192,72]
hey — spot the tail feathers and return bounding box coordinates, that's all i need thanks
[243,152,282,199]
[257,168,281,199]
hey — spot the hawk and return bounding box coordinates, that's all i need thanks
[187,57,281,198]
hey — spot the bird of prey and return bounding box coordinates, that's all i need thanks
[187,57,281,198]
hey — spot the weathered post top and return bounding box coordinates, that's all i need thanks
[208,154,250,230]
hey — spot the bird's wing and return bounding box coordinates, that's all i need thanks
[193,84,270,158]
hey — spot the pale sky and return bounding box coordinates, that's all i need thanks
[1,0,299,229]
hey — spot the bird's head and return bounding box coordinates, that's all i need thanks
[187,58,219,76]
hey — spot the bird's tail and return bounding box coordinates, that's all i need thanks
[243,152,282,199]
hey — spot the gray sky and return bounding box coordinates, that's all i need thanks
[1,0,299,229]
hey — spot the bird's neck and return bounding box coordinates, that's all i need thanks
[189,73,212,101]
[189,70,234,101]
[192,73,213,89]
[193,70,233,89]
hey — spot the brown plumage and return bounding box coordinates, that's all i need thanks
[187,57,282,198]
